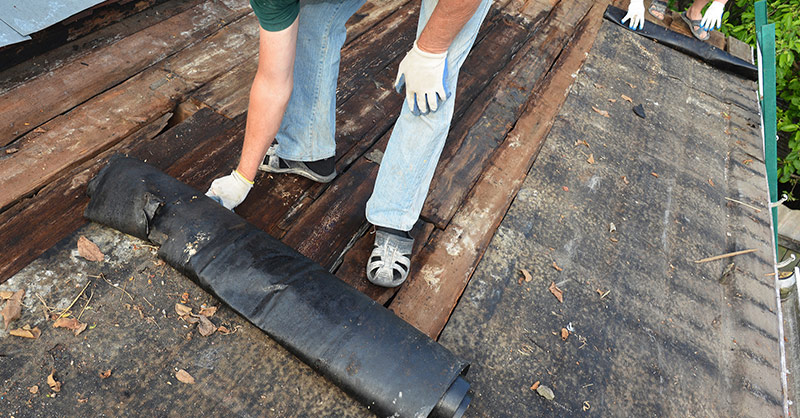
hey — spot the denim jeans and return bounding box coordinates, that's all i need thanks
[275,0,492,231]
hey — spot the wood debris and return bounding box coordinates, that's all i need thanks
[621,94,633,103]
[562,186,569,192]
[651,172,659,178]
[530,380,540,391]
[695,249,756,263]
[29,385,39,394]
[586,154,595,164]
[0,291,14,299]
[77,236,104,262]
[608,98,616,103]
[708,178,715,187]
[548,282,564,303]
[99,369,112,379]
[551,261,563,272]
[561,328,569,341]
[197,315,216,337]
[591,106,610,118]
[621,175,629,184]
[625,81,636,88]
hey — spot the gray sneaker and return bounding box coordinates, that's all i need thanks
[259,144,336,183]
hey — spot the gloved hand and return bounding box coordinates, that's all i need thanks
[394,41,450,115]
[205,170,253,210]
[701,1,725,30]
[622,0,645,30]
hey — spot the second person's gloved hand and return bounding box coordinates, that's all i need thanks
[622,0,645,30]
[701,1,725,31]
[205,170,253,210]
[394,40,450,116]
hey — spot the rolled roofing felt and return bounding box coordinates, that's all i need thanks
[603,5,758,81]
[83,156,471,418]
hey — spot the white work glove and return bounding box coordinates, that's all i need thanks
[205,170,253,210]
[701,1,725,30]
[394,40,450,115]
[622,0,645,30]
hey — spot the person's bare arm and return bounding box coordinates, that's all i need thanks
[237,19,299,181]
[416,0,482,54]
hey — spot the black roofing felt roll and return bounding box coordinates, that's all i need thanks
[84,156,471,418]
[603,5,758,81]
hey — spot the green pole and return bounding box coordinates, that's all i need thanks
[758,20,779,252]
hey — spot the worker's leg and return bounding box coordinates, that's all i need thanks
[365,0,492,232]
[273,0,367,162]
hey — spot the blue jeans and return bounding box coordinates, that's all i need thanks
[276,0,492,231]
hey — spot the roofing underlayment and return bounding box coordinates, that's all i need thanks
[0,0,783,416]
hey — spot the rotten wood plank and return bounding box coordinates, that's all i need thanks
[389,0,612,339]
[421,0,594,228]
[0,1,250,145]
[0,16,259,211]
[334,220,435,305]
[0,109,237,284]
[727,35,753,63]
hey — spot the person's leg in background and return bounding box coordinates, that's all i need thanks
[365,0,492,286]
[263,0,367,178]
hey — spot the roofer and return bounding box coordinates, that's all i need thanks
[622,0,727,42]
[205,0,491,287]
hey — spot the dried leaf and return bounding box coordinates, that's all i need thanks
[561,328,569,341]
[175,303,192,317]
[586,154,595,164]
[621,94,633,103]
[591,106,610,118]
[708,178,715,187]
[77,236,104,262]
[99,369,112,379]
[10,325,41,339]
[530,381,540,391]
[197,315,216,337]
[551,262,563,272]
[47,371,61,392]
[199,306,217,317]
[183,316,200,324]
[176,369,195,384]
[29,385,39,394]
[54,317,87,336]
[0,291,14,299]
[2,289,24,329]
[217,325,231,334]
[548,282,564,303]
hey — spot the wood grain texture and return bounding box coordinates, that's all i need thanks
[421,0,593,228]
[0,16,259,211]
[390,0,610,339]
[0,1,248,145]
[0,109,237,284]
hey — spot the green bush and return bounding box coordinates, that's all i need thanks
[721,0,800,189]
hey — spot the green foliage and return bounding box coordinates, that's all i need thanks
[721,0,800,186]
